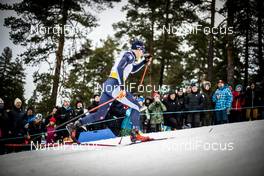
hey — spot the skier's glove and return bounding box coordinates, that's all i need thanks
[144,53,152,65]
[117,90,126,99]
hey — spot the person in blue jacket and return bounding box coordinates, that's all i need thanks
[67,40,152,142]
[212,80,233,124]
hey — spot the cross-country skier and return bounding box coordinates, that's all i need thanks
[66,40,152,143]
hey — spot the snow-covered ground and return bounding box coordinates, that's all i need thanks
[0,120,264,176]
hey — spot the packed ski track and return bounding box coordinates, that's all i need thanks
[0,120,263,176]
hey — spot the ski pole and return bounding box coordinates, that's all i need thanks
[118,110,131,145]
[56,98,116,129]
[139,65,149,86]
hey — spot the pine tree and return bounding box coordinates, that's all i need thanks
[1,0,120,107]
[0,47,25,108]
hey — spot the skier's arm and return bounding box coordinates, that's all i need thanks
[131,59,147,74]
[116,54,132,89]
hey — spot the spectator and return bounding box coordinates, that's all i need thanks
[184,83,204,128]
[231,84,245,122]
[201,81,213,126]
[46,117,56,144]
[88,94,100,113]
[0,98,9,154]
[137,97,150,133]
[212,80,233,125]
[24,107,36,125]
[245,82,260,120]
[75,101,84,117]
[57,98,75,141]
[25,113,44,144]
[148,92,167,132]
[142,97,153,133]
[120,107,133,136]
[0,98,9,138]
[163,92,178,130]
[8,98,25,143]
[176,88,185,129]
[183,85,192,128]
[45,106,59,126]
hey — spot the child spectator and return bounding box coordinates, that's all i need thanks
[148,92,167,132]
[46,117,56,144]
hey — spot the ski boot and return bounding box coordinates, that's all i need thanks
[130,129,152,143]
[66,119,85,143]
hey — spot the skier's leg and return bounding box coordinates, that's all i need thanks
[112,88,151,142]
[80,92,112,125]
[66,92,113,142]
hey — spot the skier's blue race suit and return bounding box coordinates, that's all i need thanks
[80,51,147,128]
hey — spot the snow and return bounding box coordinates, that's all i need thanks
[0,120,264,176]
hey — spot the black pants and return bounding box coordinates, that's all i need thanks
[150,124,162,132]
[187,113,201,128]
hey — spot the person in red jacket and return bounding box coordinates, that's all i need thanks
[231,84,245,122]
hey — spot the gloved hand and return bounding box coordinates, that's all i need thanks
[144,53,152,65]
[117,90,126,99]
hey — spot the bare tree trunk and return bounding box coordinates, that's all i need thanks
[51,0,69,106]
[257,0,263,81]
[226,0,234,86]
[244,1,250,87]
[207,0,215,82]
[159,0,170,87]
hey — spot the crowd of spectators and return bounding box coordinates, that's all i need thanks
[0,80,263,154]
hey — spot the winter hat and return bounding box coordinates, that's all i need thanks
[152,91,160,98]
[14,98,22,106]
[0,98,4,104]
[235,84,243,91]
[49,117,56,123]
[202,81,211,88]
